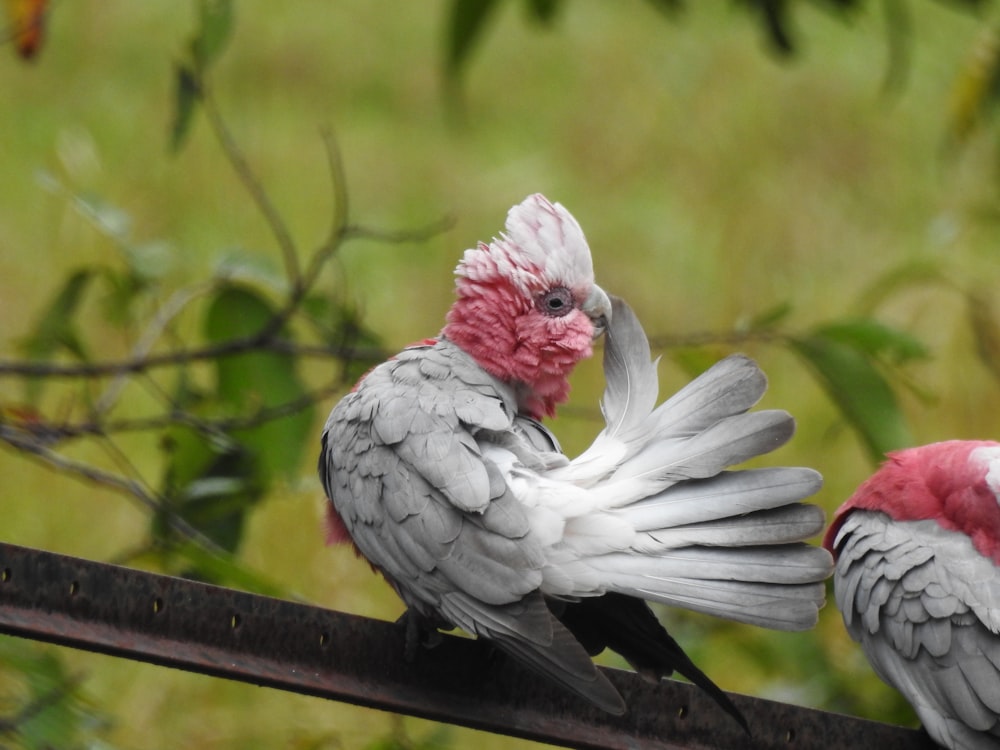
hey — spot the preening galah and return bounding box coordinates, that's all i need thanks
[319,193,833,723]
[824,441,1000,750]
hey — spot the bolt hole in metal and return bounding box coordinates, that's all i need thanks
[0,568,10,583]
[68,580,79,596]
[785,728,796,743]
[152,597,164,614]
[230,613,242,631]
[676,705,689,720]
[319,631,330,648]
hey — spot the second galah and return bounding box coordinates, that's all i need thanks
[825,441,1000,750]
[319,194,833,722]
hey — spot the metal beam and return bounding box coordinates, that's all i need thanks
[0,542,933,750]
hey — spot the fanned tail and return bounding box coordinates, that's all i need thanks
[551,296,833,634]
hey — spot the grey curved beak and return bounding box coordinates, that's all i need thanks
[584,285,612,340]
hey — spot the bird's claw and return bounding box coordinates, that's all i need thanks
[397,609,443,661]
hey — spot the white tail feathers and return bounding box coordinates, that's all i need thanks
[623,467,822,530]
[577,546,830,629]
[543,297,833,631]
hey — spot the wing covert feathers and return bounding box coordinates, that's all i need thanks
[832,511,1000,749]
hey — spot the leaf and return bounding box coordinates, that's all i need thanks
[854,258,949,315]
[967,288,1000,384]
[0,637,113,749]
[4,0,47,60]
[123,535,292,598]
[444,0,502,86]
[157,426,260,554]
[668,347,728,380]
[524,0,561,26]
[748,300,793,330]
[124,240,175,282]
[810,318,929,364]
[190,0,233,70]
[168,0,233,152]
[18,268,95,365]
[100,268,148,328]
[305,295,384,383]
[791,331,912,463]
[165,540,292,598]
[203,284,315,480]
[946,24,1000,148]
[739,0,795,56]
[169,63,201,153]
[642,0,685,17]
[71,192,133,242]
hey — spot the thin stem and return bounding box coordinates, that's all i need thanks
[647,328,788,350]
[0,339,388,379]
[95,281,216,416]
[0,425,216,548]
[200,80,301,286]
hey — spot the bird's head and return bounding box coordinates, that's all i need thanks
[442,193,612,420]
[823,440,1000,564]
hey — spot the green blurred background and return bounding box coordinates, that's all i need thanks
[2,1,1000,748]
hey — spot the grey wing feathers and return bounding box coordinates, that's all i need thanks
[833,511,1000,750]
[322,342,543,607]
[321,340,622,711]
[439,590,625,714]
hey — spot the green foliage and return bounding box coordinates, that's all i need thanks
[362,717,452,750]
[158,428,263,556]
[0,637,117,750]
[170,65,201,153]
[791,323,915,463]
[967,287,1000,384]
[170,0,234,151]
[17,268,95,366]
[440,0,987,92]
[204,284,314,480]
[444,0,502,91]
[190,0,234,70]
[947,24,1000,147]
[149,284,316,583]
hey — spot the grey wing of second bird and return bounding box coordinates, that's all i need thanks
[834,511,1000,750]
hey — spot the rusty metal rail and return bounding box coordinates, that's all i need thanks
[0,542,933,749]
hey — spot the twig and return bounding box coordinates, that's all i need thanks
[647,328,788,350]
[42,381,347,444]
[253,127,352,343]
[342,216,456,245]
[95,281,216,416]
[199,80,301,287]
[0,425,222,550]
[0,674,84,737]
[0,339,388,379]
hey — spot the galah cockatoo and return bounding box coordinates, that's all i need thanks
[824,441,1000,750]
[319,193,833,722]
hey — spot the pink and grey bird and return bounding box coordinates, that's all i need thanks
[319,193,833,721]
[824,440,1000,750]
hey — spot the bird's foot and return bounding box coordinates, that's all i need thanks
[396,609,444,661]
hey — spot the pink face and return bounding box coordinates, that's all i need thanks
[442,195,609,419]
[443,260,601,419]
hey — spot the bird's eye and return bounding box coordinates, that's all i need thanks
[538,287,574,317]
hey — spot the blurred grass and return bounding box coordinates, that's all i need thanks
[2,1,1000,747]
